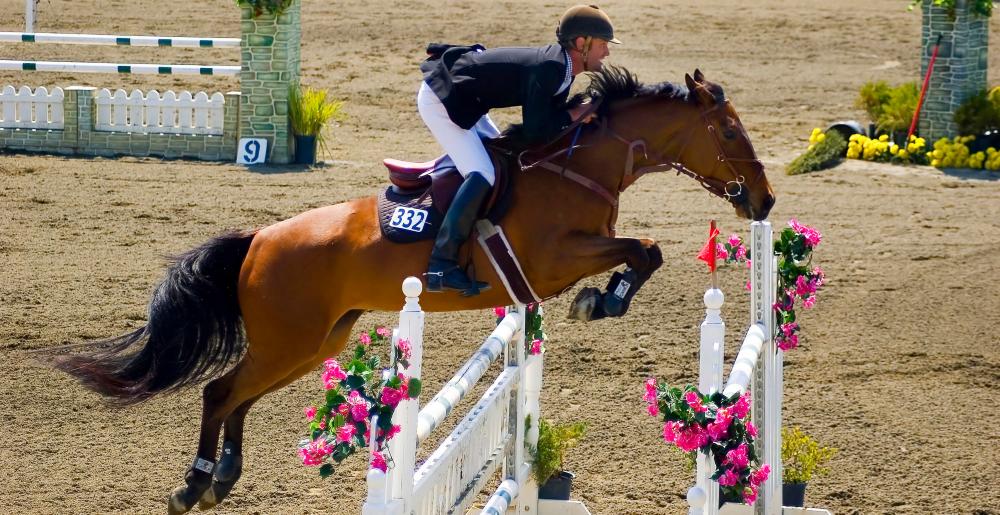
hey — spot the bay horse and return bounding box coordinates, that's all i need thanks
[54,67,773,514]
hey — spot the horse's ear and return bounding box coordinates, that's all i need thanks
[693,69,705,82]
[684,73,698,94]
[685,72,713,105]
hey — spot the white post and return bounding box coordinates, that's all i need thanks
[25,0,34,32]
[362,277,423,515]
[749,222,781,515]
[688,286,726,515]
[519,306,543,513]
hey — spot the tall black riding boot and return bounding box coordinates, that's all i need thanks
[426,172,492,295]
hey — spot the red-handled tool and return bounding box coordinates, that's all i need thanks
[908,34,943,142]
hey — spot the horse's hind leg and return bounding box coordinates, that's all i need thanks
[167,320,338,515]
[197,310,365,510]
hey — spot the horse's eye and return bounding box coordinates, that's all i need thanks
[722,128,737,140]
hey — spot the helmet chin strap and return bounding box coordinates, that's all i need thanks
[579,36,593,72]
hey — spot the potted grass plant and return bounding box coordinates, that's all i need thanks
[288,83,346,165]
[782,426,837,507]
[528,417,587,500]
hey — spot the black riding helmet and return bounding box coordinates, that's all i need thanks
[556,4,622,46]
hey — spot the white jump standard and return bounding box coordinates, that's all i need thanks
[687,221,832,515]
[363,277,591,515]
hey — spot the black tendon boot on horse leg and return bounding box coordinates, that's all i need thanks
[569,243,664,321]
[426,172,492,296]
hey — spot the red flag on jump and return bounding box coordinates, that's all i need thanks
[697,221,720,273]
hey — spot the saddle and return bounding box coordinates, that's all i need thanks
[377,141,513,243]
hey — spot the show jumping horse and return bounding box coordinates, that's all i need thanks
[55,68,774,514]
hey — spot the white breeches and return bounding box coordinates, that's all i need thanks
[417,81,500,186]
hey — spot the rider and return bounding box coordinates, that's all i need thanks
[419,4,620,295]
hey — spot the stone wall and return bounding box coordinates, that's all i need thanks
[1,0,299,163]
[0,88,240,160]
[919,0,990,140]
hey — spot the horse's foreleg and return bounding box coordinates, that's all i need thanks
[563,236,663,321]
[196,310,365,511]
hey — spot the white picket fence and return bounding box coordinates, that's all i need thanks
[0,85,64,129]
[363,278,591,515]
[94,88,226,135]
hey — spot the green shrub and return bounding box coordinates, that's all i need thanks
[528,417,586,485]
[856,81,919,133]
[786,130,847,175]
[782,426,837,484]
[954,87,1000,136]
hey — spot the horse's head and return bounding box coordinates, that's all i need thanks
[590,67,774,221]
[678,70,774,220]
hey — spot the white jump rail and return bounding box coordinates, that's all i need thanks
[687,222,832,515]
[0,31,239,48]
[363,277,591,515]
[0,60,239,76]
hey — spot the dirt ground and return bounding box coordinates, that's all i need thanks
[2,0,999,513]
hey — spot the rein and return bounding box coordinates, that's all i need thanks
[519,98,766,216]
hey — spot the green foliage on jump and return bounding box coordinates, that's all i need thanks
[909,0,992,18]
[236,0,294,17]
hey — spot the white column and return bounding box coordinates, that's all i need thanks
[25,0,34,32]
[688,286,725,515]
[362,277,423,515]
[749,222,781,515]
[519,306,543,512]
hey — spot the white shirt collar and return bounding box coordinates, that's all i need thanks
[555,48,573,96]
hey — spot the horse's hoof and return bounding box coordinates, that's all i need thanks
[197,487,220,511]
[167,486,195,515]
[567,287,600,321]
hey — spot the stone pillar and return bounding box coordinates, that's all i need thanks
[222,91,241,160]
[919,0,989,140]
[239,0,301,164]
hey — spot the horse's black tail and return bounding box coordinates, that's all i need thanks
[54,229,258,405]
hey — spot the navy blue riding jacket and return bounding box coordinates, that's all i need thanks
[420,44,573,142]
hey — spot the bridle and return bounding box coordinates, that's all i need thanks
[607,99,767,202]
[519,95,767,233]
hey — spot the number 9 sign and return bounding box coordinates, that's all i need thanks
[236,138,268,165]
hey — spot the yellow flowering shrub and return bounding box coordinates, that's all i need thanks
[846,133,926,164]
[919,136,1000,170]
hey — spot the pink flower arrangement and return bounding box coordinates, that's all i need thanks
[371,451,388,472]
[397,338,412,360]
[720,219,826,352]
[645,382,769,505]
[322,359,348,389]
[491,302,547,357]
[298,324,422,478]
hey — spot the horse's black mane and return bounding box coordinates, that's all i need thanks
[583,65,691,117]
[503,65,716,145]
